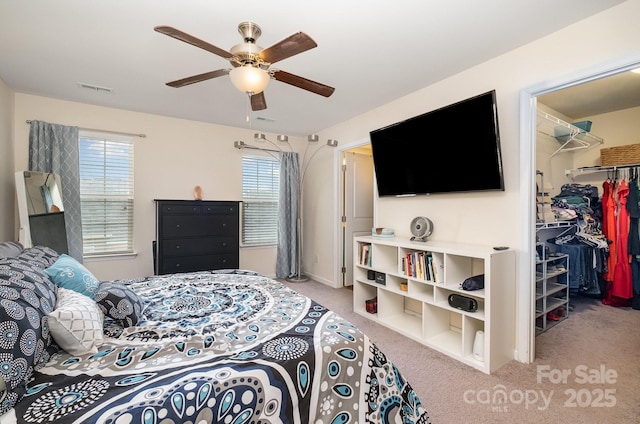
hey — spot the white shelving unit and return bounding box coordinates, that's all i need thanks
[565,163,640,181]
[535,252,570,334]
[537,110,604,157]
[535,222,571,335]
[353,236,516,374]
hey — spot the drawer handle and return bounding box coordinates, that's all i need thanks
[192,207,198,212]
[222,223,227,227]
[175,263,181,268]
[176,224,180,228]
[222,242,227,247]
[222,259,227,263]
[175,245,180,249]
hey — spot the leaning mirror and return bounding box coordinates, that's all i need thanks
[15,171,69,254]
[22,171,64,214]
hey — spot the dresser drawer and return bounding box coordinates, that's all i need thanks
[160,204,202,214]
[160,254,239,274]
[202,204,238,215]
[162,215,238,237]
[161,237,237,256]
[161,203,238,215]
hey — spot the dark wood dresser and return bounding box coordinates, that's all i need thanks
[154,200,240,275]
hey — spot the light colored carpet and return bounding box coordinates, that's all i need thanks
[282,279,640,424]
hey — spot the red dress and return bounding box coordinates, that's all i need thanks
[612,179,633,299]
[602,180,617,282]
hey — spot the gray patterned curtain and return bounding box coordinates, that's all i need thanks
[276,151,300,278]
[28,120,83,262]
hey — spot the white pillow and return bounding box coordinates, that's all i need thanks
[48,288,104,355]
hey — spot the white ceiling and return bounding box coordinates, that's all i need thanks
[538,70,640,120]
[0,0,630,137]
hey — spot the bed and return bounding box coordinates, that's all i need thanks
[0,243,431,423]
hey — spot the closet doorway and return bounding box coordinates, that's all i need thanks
[524,57,640,362]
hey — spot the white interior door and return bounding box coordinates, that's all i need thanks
[342,150,374,286]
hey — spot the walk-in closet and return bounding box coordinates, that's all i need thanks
[534,69,640,340]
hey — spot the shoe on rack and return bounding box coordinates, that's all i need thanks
[547,311,561,321]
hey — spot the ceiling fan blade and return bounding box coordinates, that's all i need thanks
[166,69,230,88]
[251,92,267,111]
[271,70,335,97]
[154,26,233,59]
[259,32,317,64]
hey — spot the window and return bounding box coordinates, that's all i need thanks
[242,154,279,246]
[79,131,134,256]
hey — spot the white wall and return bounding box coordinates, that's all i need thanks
[321,0,640,245]
[0,77,14,242]
[12,94,281,279]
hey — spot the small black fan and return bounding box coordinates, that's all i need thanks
[410,216,433,242]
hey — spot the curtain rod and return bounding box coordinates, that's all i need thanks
[25,120,146,138]
[238,144,280,153]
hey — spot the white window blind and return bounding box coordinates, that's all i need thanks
[79,132,134,256]
[242,154,279,246]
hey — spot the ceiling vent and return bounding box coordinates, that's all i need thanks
[256,116,275,122]
[77,82,113,94]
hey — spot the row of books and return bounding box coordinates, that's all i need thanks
[359,243,372,267]
[402,251,442,282]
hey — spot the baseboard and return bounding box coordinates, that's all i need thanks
[302,272,340,288]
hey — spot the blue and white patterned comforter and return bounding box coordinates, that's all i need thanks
[6,271,430,423]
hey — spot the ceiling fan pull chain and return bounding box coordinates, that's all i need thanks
[246,93,251,124]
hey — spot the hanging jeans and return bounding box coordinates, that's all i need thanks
[556,242,598,293]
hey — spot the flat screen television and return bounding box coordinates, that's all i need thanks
[369,90,504,197]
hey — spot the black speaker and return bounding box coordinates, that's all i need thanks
[448,294,478,312]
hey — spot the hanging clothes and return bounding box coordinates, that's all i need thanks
[602,179,617,282]
[626,172,640,309]
[611,178,633,299]
[626,174,640,255]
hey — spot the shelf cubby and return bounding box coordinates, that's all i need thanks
[408,279,434,303]
[377,289,422,336]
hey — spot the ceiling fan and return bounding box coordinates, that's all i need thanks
[154,22,335,111]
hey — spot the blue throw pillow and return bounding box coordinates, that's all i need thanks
[44,254,99,299]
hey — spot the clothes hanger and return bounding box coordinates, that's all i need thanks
[574,215,608,248]
[548,224,577,245]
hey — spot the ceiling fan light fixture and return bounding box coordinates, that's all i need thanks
[229,65,270,94]
[307,134,319,143]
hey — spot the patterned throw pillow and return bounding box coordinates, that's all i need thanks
[17,245,60,270]
[44,254,100,299]
[48,288,104,355]
[0,246,60,415]
[95,281,145,327]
